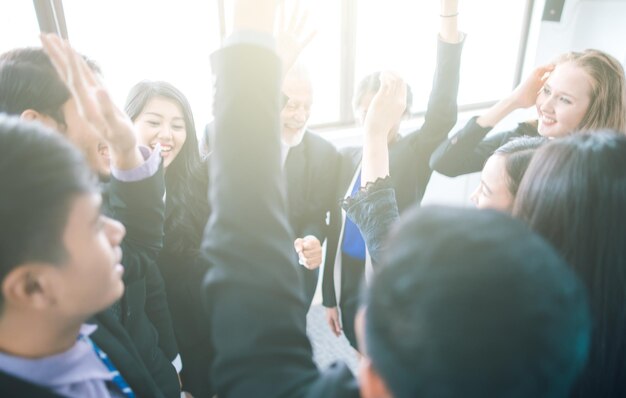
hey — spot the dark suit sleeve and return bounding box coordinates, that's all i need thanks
[301,137,340,243]
[202,43,358,398]
[321,201,340,308]
[344,181,399,271]
[429,118,538,177]
[107,166,181,397]
[403,37,464,159]
[107,166,165,259]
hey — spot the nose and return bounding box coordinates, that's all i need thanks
[293,107,307,123]
[104,217,126,247]
[539,93,557,113]
[156,124,174,141]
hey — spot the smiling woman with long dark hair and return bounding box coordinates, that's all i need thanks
[125,80,212,397]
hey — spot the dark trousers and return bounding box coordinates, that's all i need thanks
[340,253,365,350]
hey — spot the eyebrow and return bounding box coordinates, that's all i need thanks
[143,112,185,122]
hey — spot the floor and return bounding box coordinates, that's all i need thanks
[306,304,359,375]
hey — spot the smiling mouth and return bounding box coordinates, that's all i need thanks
[151,143,173,154]
[285,124,304,130]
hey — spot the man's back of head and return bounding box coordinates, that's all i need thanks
[364,206,591,398]
[0,48,70,126]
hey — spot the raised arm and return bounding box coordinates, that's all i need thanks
[430,63,554,177]
[343,73,405,270]
[202,1,357,396]
[413,0,465,154]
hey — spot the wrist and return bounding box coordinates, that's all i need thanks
[440,0,459,16]
[110,146,143,171]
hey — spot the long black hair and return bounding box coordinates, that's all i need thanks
[125,81,209,256]
[514,131,626,397]
[494,136,547,197]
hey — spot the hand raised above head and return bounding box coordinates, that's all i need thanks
[232,0,280,35]
[40,33,143,170]
[510,64,556,109]
[364,71,407,140]
[276,0,317,75]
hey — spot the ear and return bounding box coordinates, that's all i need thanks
[19,109,59,131]
[2,264,58,311]
[359,357,393,398]
[20,109,45,122]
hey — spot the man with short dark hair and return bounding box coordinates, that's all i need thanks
[0,115,166,397]
[0,42,181,397]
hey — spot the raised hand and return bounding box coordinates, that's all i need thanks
[276,0,316,74]
[510,64,555,109]
[364,72,408,140]
[294,235,322,270]
[40,33,143,170]
[360,72,407,185]
[232,0,279,35]
[476,64,555,129]
[440,0,462,43]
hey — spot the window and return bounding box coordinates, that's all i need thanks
[0,0,41,53]
[63,0,219,135]
[355,1,529,116]
[3,0,531,130]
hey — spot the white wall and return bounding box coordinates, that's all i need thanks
[532,0,626,68]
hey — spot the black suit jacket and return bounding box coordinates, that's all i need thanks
[285,131,340,243]
[0,311,166,398]
[202,43,359,397]
[97,164,180,398]
[0,372,65,398]
[322,37,465,307]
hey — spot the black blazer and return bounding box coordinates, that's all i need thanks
[202,43,359,397]
[99,165,180,398]
[429,116,540,177]
[0,312,167,398]
[0,372,65,398]
[285,130,340,243]
[322,37,465,308]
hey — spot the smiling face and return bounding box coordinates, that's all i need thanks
[470,154,515,212]
[134,96,187,168]
[280,71,313,147]
[536,62,593,138]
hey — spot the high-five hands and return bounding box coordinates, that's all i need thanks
[40,33,143,171]
[276,0,317,75]
[364,72,407,141]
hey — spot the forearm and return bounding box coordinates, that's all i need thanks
[428,116,494,177]
[476,96,519,128]
[361,135,389,186]
[419,33,465,147]
[439,0,462,43]
[110,145,144,171]
[106,163,165,255]
[344,181,399,271]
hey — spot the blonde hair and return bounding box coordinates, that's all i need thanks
[554,49,626,133]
